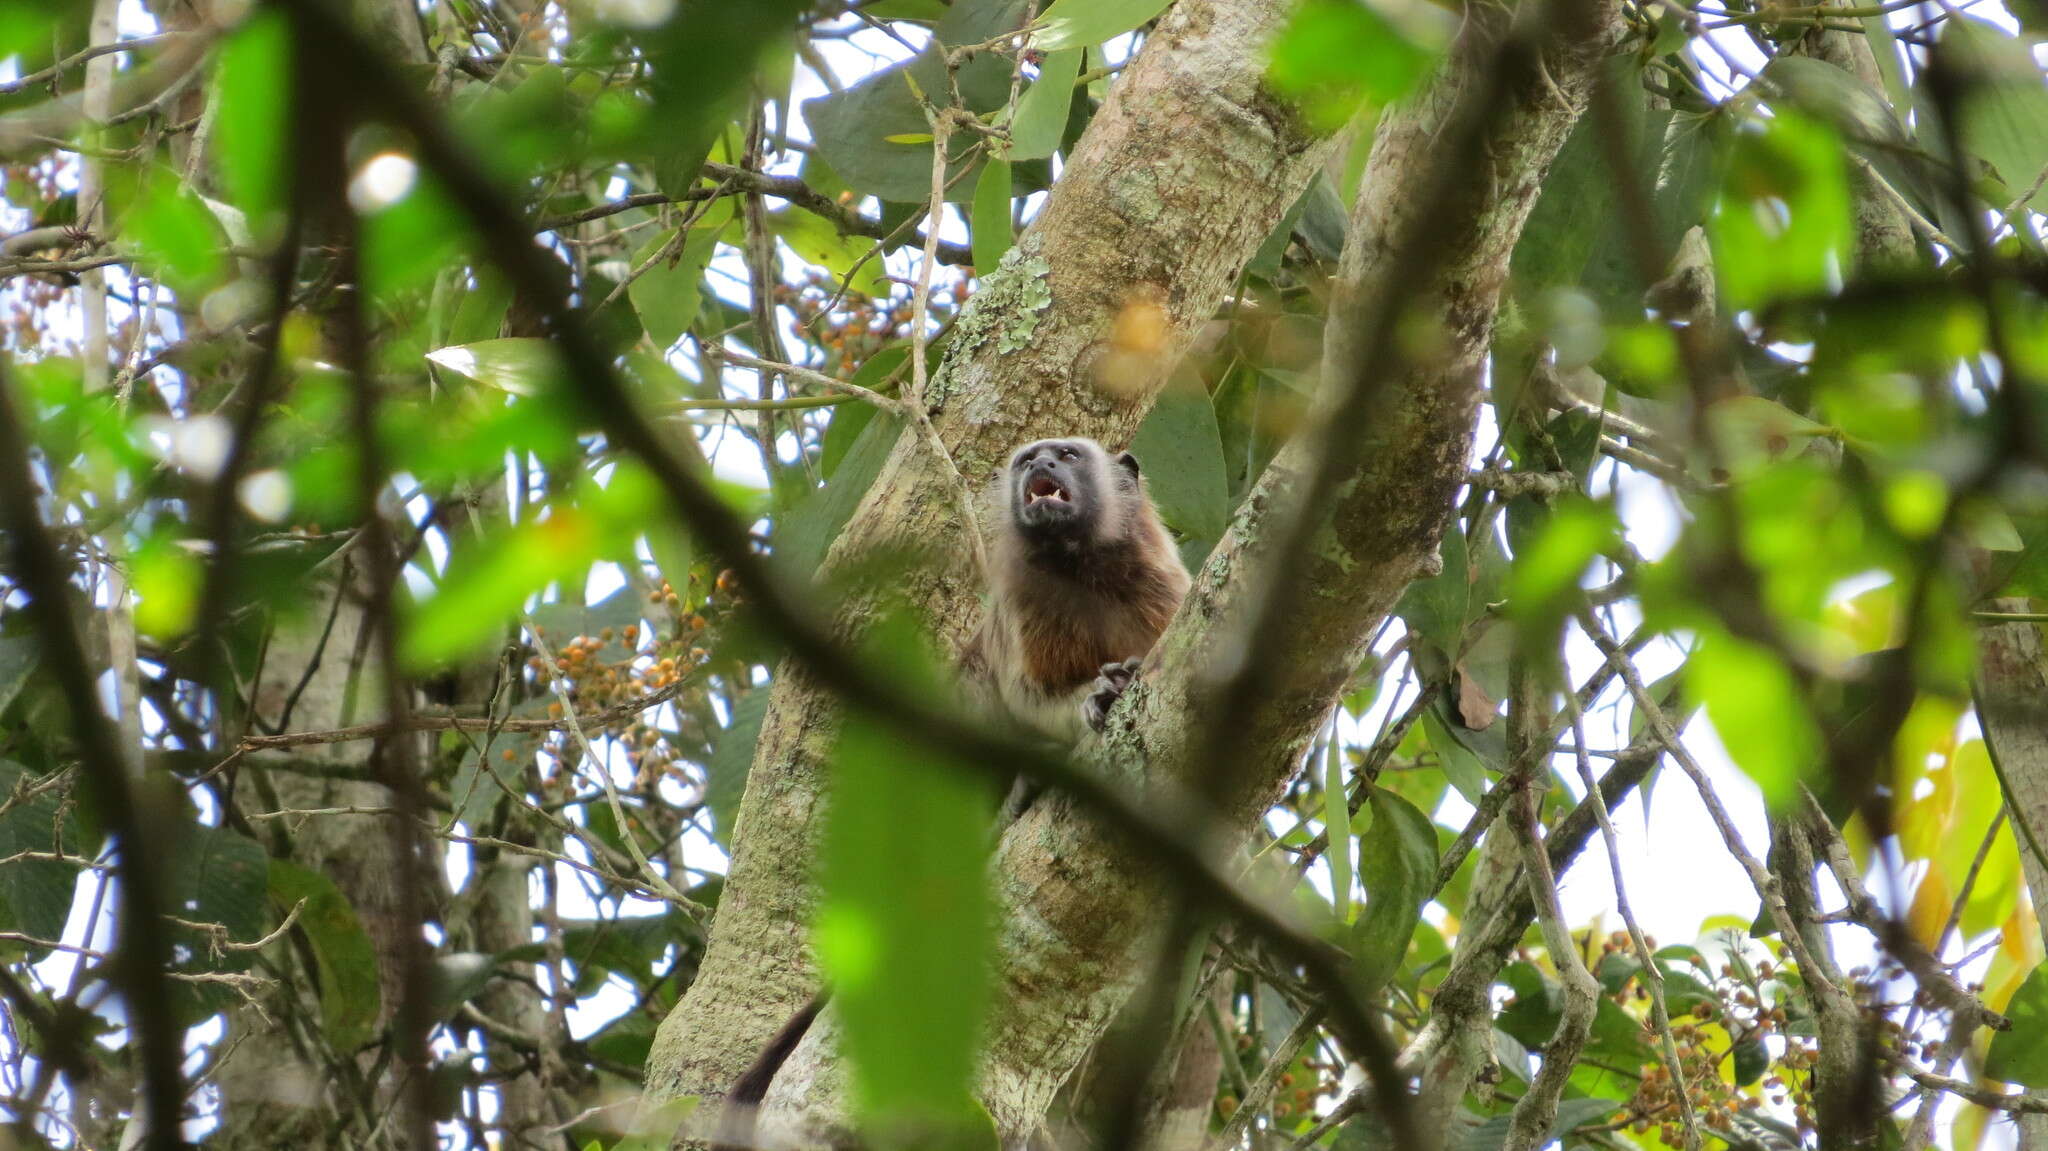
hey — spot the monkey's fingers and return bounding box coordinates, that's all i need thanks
[1097,658,1141,689]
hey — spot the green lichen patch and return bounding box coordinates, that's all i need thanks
[954,248,1053,357]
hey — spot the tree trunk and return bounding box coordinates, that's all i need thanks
[748,0,1624,1142]
[641,0,1339,1115]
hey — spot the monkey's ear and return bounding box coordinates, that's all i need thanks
[1114,451,1141,479]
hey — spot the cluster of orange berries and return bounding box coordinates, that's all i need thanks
[1215,1033,1336,1128]
[775,268,972,378]
[519,568,739,791]
[1621,942,1829,1144]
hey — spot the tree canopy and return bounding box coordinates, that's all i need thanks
[2,1,2048,1150]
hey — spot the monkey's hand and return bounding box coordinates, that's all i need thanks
[1081,658,1144,732]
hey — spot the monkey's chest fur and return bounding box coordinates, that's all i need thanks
[997,546,1184,696]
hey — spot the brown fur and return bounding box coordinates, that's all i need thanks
[962,437,1191,739]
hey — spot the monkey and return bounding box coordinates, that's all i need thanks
[715,437,1190,1145]
[960,436,1192,745]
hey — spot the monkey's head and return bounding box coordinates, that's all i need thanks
[1004,437,1141,546]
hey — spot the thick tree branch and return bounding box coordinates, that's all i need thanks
[654,0,1345,1121]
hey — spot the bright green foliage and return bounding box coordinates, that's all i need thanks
[1007,49,1082,161]
[1266,0,1446,131]
[1350,786,1437,994]
[972,159,1016,274]
[1988,965,2048,1085]
[1711,113,1853,310]
[214,12,292,231]
[819,630,992,1146]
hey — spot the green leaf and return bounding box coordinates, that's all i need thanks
[1761,55,1909,153]
[632,199,733,350]
[1265,0,1446,132]
[428,952,498,1020]
[1988,964,2048,1085]
[639,0,809,199]
[1686,632,1820,808]
[772,206,884,298]
[214,10,291,231]
[779,410,907,576]
[0,759,81,945]
[446,269,514,347]
[1453,1097,1623,1151]
[1940,18,2048,211]
[1127,383,1229,548]
[124,176,228,294]
[361,170,469,300]
[1350,786,1439,993]
[1422,706,1490,805]
[1510,59,1639,308]
[820,349,907,476]
[817,623,992,1143]
[1706,395,1832,480]
[1031,0,1172,50]
[451,697,549,828]
[426,338,564,396]
[804,0,1035,201]
[129,534,203,641]
[1506,497,1618,618]
[0,634,33,715]
[404,469,670,668]
[1323,733,1352,919]
[971,159,1015,276]
[706,688,772,847]
[1008,48,1081,160]
[164,823,270,1020]
[268,860,382,1051]
[1711,112,1853,310]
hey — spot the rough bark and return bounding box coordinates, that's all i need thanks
[1975,601,2048,1148]
[752,0,1623,1141]
[213,568,417,1149]
[1979,602,2048,903]
[641,0,1338,1113]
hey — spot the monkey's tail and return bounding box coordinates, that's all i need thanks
[714,989,829,1151]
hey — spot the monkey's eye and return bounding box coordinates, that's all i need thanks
[1058,448,1077,461]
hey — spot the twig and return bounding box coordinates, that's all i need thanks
[1466,468,1578,498]
[0,33,182,97]
[1797,788,2007,1032]
[703,347,907,413]
[237,679,688,749]
[1563,686,1701,1149]
[1576,608,1845,1003]
[1501,665,1601,1151]
[906,99,990,580]
[1210,1006,1326,1150]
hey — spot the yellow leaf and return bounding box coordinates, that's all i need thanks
[1907,867,1954,949]
[883,132,934,145]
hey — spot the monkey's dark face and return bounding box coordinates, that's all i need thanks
[1009,440,1097,535]
[1005,438,1139,545]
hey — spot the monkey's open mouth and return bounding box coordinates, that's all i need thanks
[1025,475,1071,505]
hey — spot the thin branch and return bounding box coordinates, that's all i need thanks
[703,346,907,413]
[1576,608,1846,1004]
[1210,1006,1326,1150]
[1564,687,1701,1149]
